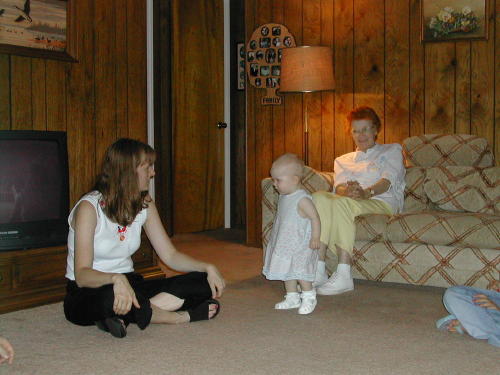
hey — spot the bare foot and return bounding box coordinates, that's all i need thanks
[446,319,466,334]
[186,301,220,322]
[180,303,218,321]
[208,303,218,319]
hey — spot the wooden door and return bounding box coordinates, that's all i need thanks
[171,0,225,233]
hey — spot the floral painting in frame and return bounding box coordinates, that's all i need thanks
[421,0,488,42]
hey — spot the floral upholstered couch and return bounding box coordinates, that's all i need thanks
[262,135,499,289]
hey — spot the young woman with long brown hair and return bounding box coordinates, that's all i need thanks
[63,139,225,338]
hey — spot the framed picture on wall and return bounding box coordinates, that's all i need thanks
[0,0,77,61]
[421,0,488,42]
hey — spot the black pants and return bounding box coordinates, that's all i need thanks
[64,272,212,329]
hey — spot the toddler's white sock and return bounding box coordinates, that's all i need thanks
[301,289,316,298]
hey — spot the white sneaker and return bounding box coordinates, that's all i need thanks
[316,272,354,295]
[312,269,329,288]
[298,292,317,315]
[275,293,301,309]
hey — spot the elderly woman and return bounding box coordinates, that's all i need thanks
[313,107,405,295]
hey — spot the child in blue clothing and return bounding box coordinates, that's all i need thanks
[436,281,500,347]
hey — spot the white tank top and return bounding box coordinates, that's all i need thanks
[65,191,148,280]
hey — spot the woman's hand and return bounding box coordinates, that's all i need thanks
[473,294,499,311]
[206,264,226,298]
[346,181,367,199]
[112,274,140,315]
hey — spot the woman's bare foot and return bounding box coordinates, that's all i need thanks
[208,303,218,319]
[187,299,220,322]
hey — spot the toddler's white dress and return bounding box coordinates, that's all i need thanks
[262,189,318,281]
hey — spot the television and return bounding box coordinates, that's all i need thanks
[0,130,69,251]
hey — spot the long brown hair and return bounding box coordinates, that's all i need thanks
[93,138,155,226]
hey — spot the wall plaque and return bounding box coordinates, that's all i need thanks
[246,23,296,105]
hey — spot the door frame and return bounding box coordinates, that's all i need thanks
[222,0,231,228]
[148,0,232,235]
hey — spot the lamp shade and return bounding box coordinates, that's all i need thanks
[279,46,334,93]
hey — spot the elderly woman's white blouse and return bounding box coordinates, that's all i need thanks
[333,143,406,213]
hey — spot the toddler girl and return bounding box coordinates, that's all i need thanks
[262,153,321,314]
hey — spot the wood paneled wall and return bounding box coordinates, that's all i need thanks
[245,0,500,246]
[0,0,147,209]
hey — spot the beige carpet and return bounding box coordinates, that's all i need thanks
[1,278,499,374]
[0,231,498,374]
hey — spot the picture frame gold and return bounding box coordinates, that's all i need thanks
[0,0,77,62]
[421,0,488,42]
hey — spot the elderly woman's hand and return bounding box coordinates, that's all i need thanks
[346,181,367,199]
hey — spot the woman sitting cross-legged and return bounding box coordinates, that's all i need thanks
[64,138,225,338]
[312,106,406,295]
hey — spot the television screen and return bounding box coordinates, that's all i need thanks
[0,140,62,224]
[0,131,69,251]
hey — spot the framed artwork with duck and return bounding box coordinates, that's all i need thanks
[0,0,77,61]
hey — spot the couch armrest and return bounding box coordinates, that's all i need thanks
[261,166,334,247]
[262,177,278,249]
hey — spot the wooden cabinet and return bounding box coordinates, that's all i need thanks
[0,232,163,314]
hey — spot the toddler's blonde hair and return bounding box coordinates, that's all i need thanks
[271,153,305,178]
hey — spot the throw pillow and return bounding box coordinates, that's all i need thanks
[424,166,499,214]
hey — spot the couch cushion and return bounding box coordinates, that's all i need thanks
[385,211,500,249]
[262,177,278,247]
[404,167,428,212]
[350,241,499,289]
[424,166,500,214]
[403,134,495,168]
[301,166,334,193]
[354,214,390,242]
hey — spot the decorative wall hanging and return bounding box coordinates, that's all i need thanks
[0,0,77,61]
[246,23,296,105]
[421,0,488,42]
[237,42,245,90]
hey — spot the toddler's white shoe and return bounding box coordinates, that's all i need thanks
[298,291,317,315]
[316,272,354,295]
[275,293,301,309]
